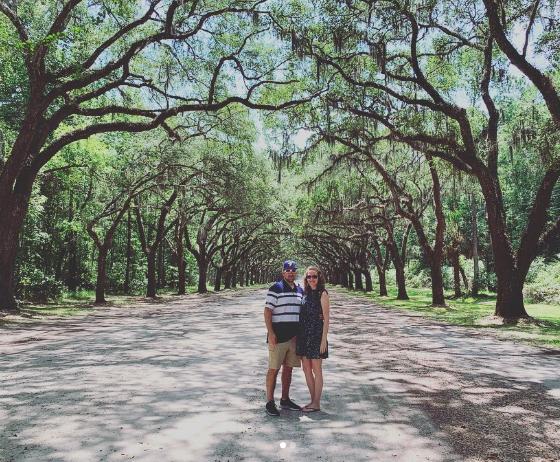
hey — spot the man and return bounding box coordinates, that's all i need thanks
[264,260,304,416]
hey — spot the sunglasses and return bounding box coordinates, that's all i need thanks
[284,268,297,273]
[306,275,318,279]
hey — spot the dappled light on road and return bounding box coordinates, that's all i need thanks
[1,289,559,461]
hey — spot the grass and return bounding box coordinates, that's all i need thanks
[3,283,268,322]
[337,285,560,349]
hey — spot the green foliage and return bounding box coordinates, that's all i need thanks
[17,268,64,302]
[2,0,559,314]
[524,258,560,304]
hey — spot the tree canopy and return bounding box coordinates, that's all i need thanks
[1,0,559,320]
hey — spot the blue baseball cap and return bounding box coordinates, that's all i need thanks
[283,260,297,271]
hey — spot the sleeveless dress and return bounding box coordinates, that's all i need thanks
[296,289,328,359]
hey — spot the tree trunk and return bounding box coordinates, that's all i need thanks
[426,155,446,306]
[394,261,409,300]
[0,191,33,312]
[177,256,186,295]
[175,219,186,295]
[452,251,462,298]
[495,273,527,320]
[214,266,222,292]
[480,174,529,318]
[460,266,469,293]
[157,242,165,289]
[363,270,373,292]
[387,233,409,300]
[124,209,132,294]
[340,271,348,288]
[377,267,388,296]
[146,250,157,298]
[67,231,78,292]
[95,247,109,304]
[430,261,446,306]
[348,271,354,290]
[224,270,232,289]
[65,192,78,292]
[470,193,480,296]
[197,259,208,293]
[354,270,364,291]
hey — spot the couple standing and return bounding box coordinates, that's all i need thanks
[264,260,330,416]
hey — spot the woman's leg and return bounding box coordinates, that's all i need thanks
[310,359,323,409]
[301,357,315,406]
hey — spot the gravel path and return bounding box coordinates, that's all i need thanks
[1,288,559,461]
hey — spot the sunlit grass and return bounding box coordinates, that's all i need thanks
[336,285,560,348]
[10,283,267,321]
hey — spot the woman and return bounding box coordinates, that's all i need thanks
[296,266,330,412]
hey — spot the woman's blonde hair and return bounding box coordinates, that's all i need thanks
[303,266,326,294]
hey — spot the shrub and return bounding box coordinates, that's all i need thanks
[524,258,560,304]
[17,269,64,302]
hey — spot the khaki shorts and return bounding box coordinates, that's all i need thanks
[268,337,301,369]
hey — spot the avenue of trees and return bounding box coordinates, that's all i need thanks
[1,0,559,321]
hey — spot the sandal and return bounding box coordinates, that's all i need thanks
[302,406,321,413]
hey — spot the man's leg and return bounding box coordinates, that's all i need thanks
[266,368,280,402]
[280,365,293,400]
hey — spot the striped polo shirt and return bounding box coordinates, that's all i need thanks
[265,279,304,343]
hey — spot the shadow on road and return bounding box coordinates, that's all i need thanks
[0,289,558,461]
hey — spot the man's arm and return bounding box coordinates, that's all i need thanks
[264,308,277,349]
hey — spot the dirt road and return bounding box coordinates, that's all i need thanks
[1,288,559,461]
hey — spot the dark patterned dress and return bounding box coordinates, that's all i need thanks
[296,289,328,359]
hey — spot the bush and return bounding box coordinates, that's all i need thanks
[524,258,560,304]
[17,269,64,302]
[405,260,431,288]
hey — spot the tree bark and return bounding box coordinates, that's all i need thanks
[460,266,469,293]
[354,270,364,291]
[378,268,388,296]
[214,266,222,292]
[364,270,373,292]
[0,179,35,311]
[174,218,186,295]
[157,242,165,289]
[347,270,354,290]
[66,192,78,292]
[124,209,132,294]
[340,271,349,288]
[430,261,446,306]
[95,247,109,304]
[470,193,480,296]
[394,260,409,300]
[177,253,186,295]
[495,276,526,320]
[386,226,409,300]
[451,250,462,298]
[224,270,232,289]
[426,155,446,306]
[480,173,529,318]
[197,259,208,293]
[146,250,157,298]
